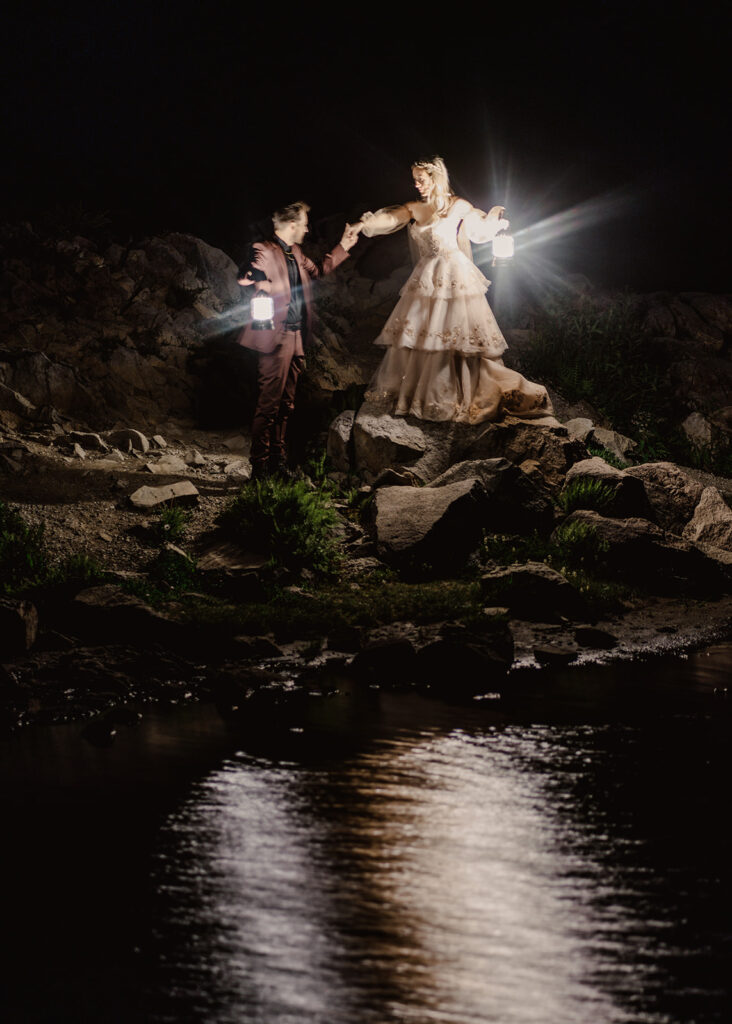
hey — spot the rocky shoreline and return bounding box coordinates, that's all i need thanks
[3,223,732,737]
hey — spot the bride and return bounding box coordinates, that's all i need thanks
[356,156,552,424]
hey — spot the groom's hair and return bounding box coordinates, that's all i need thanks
[272,201,310,228]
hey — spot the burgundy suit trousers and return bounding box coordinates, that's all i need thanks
[250,332,304,469]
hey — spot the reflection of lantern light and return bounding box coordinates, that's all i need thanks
[251,294,274,330]
[492,232,515,261]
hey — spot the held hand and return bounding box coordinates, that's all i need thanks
[340,222,362,251]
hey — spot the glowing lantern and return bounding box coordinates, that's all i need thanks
[492,231,515,262]
[251,294,274,330]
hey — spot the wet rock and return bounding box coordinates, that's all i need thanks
[0,598,38,655]
[349,637,418,686]
[574,626,618,649]
[72,584,184,644]
[480,562,590,621]
[372,477,488,571]
[563,457,653,519]
[128,480,199,509]
[683,487,732,550]
[624,462,704,534]
[327,409,356,472]
[533,644,578,667]
[415,636,511,697]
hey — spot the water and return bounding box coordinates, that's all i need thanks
[2,646,732,1023]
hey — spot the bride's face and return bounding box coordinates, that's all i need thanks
[412,167,433,200]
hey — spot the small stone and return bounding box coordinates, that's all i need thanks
[224,460,251,479]
[72,443,86,459]
[151,434,167,448]
[128,480,199,509]
[69,431,109,452]
[184,450,206,466]
[98,531,113,542]
[223,434,248,452]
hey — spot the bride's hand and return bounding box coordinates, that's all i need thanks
[496,217,510,232]
[487,205,506,220]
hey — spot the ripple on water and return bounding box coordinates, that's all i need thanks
[149,711,732,1024]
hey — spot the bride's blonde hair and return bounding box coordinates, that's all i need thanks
[411,156,453,213]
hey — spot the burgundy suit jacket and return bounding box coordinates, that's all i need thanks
[236,239,349,354]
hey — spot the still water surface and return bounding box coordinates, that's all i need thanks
[2,646,732,1023]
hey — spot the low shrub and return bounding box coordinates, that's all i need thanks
[558,478,616,514]
[0,501,47,592]
[219,477,343,576]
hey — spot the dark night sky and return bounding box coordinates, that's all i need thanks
[2,2,729,291]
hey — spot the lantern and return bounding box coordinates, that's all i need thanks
[251,294,274,330]
[492,231,515,263]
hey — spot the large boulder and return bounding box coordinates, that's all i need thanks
[372,477,488,570]
[624,461,704,534]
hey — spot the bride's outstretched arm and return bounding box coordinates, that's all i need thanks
[359,204,412,237]
[462,204,510,244]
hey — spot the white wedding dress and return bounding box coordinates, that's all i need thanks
[362,198,552,424]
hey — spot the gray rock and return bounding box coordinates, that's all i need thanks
[589,426,637,464]
[106,428,150,453]
[184,450,206,466]
[224,459,251,479]
[480,562,590,621]
[326,409,356,472]
[564,417,595,442]
[0,598,38,655]
[128,480,199,509]
[682,487,732,550]
[144,454,188,474]
[372,477,488,570]
[68,431,109,452]
[151,434,168,448]
[681,412,712,447]
[624,461,704,534]
[353,403,428,479]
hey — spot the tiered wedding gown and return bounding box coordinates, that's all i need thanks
[362,198,551,424]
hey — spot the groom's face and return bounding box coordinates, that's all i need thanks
[292,212,309,244]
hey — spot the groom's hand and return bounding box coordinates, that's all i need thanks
[340,222,362,250]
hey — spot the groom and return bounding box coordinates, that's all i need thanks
[237,201,360,478]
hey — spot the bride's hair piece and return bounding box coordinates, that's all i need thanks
[412,155,453,213]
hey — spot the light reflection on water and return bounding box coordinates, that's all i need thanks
[149,697,732,1024]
